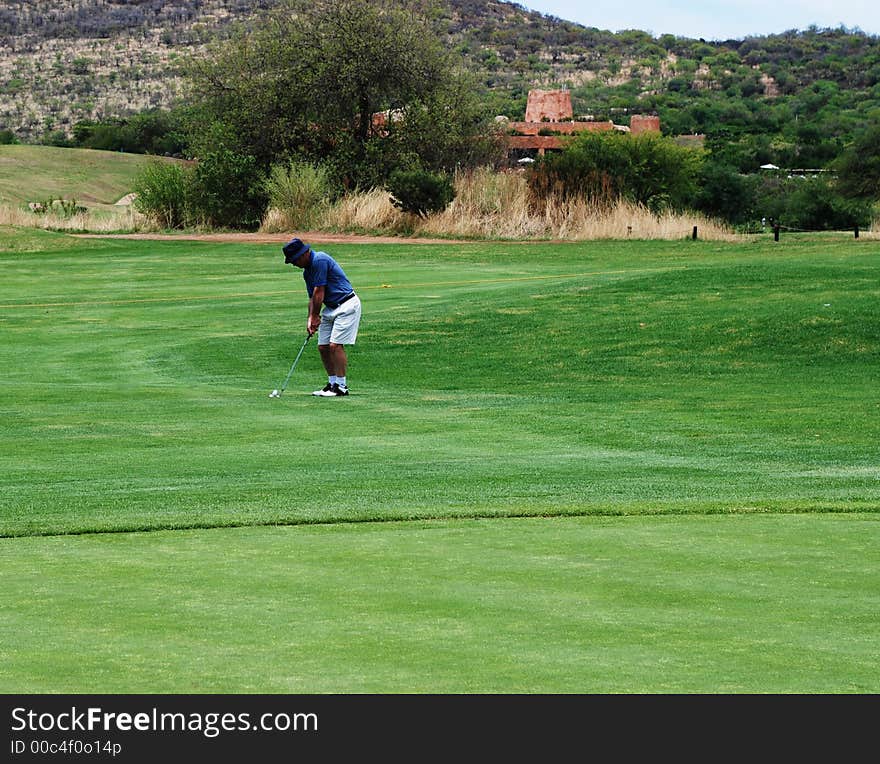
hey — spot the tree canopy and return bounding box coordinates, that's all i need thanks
[184,0,502,189]
[834,124,880,201]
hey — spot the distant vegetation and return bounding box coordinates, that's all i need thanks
[4,0,880,161]
[0,144,740,241]
[0,144,181,232]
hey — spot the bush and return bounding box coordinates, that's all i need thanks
[132,159,190,229]
[41,130,73,148]
[783,178,872,230]
[29,198,87,218]
[187,149,268,230]
[834,124,880,201]
[72,111,188,156]
[694,162,760,224]
[527,131,703,212]
[387,169,455,217]
[72,121,130,152]
[263,160,333,230]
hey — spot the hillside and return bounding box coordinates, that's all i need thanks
[0,0,243,141]
[2,0,880,156]
[0,143,177,210]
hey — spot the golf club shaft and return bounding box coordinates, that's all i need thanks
[279,333,312,392]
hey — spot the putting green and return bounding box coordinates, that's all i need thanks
[2,514,878,693]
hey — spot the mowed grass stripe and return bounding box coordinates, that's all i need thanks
[0,266,688,310]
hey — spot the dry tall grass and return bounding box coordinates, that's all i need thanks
[0,203,152,233]
[438,168,746,240]
[6,166,876,241]
[299,168,744,241]
[320,187,410,233]
[260,160,332,233]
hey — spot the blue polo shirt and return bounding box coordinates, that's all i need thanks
[303,251,354,307]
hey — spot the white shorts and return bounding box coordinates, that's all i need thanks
[318,295,361,345]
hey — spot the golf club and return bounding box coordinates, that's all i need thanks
[269,332,312,398]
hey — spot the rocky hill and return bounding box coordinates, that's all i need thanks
[0,0,253,139]
[2,1,541,140]
[2,1,879,146]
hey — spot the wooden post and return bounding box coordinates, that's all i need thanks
[855,225,860,239]
[773,224,780,242]
[692,226,698,240]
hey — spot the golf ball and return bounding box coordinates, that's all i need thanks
[269,389,279,398]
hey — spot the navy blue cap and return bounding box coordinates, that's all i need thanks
[283,238,310,263]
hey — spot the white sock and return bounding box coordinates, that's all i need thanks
[329,375,337,385]
[337,376,347,388]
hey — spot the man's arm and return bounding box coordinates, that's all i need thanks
[308,285,325,335]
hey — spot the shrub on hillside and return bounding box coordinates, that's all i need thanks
[528,131,703,213]
[756,176,873,231]
[693,161,760,225]
[72,121,130,152]
[834,124,880,202]
[41,130,74,148]
[72,111,188,156]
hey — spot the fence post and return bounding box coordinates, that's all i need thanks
[692,225,698,240]
[855,225,860,239]
[773,224,780,242]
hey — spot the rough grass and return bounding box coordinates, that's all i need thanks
[0,202,151,232]
[0,144,178,209]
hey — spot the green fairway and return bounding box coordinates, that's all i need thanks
[2,514,878,693]
[1,226,878,691]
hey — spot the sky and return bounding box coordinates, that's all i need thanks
[519,1,880,41]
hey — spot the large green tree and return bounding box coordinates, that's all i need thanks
[184,0,501,189]
[834,123,880,201]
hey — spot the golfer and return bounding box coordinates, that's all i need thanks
[283,238,362,397]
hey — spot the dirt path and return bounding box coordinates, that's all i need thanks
[75,231,472,245]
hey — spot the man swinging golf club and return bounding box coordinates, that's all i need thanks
[283,238,362,397]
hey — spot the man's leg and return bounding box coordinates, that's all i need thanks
[328,343,347,378]
[317,343,346,375]
[318,343,335,375]
[319,301,358,396]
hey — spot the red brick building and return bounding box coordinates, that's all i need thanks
[505,89,660,160]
